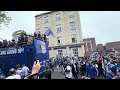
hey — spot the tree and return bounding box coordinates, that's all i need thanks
[0,11,11,28]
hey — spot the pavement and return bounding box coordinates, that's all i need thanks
[51,67,82,79]
[51,67,106,79]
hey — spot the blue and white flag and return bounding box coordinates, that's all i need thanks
[44,28,55,37]
[35,39,47,54]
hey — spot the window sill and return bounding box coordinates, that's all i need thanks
[72,42,77,43]
[71,29,76,30]
[56,19,61,21]
[57,43,62,45]
[69,16,74,18]
[56,31,62,33]
[44,22,48,24]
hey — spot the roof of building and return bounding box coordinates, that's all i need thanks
[83,37,95,41]
[97,44,103,46]
[35,11,56,17]
[106,41,120,45]
[13,30,23,33]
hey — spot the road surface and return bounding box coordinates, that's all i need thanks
[51,67,82,79]
[51,67,105,79]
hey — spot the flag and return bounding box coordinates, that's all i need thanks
[44,28,55,36]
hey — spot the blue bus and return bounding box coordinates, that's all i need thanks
[0,39,49,76]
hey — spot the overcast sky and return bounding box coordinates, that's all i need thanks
[0,11,120,45]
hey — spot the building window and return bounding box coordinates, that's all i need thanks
[71,34,77,43]
[16,37,19,42]
[37,17,40,25]
[37,24,40,30]
[37,30,40,33]
[44,16,48,23]
[68,11,74,18]
[44,27,48,32]
[72,48,78,56]
[58,50,63,57]
[56,24,61,32]
[37,28,40,32]
[70,22,75,30]
[47,38,49,45]
[57,36,62,44]
[14,37,18,42]
[56,13,60,21]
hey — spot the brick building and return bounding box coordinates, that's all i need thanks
[83,38,97,54]
[97,44,106,55]
[105,41,120,53]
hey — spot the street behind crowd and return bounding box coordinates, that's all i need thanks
[51,67,81,79]
[51,66,105,79]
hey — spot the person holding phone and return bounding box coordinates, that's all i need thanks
[25,60,41,79]
[6,59,41,79]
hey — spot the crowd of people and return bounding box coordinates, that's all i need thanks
[0,64,30,79]
[0,53,120,79]
[0,30,50,79]
[34,31,47,42]
[0,60,52,79]
[48,53,120,79]
[0,32,28,48]
[0,30,120,79]
[0,31,47,48]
